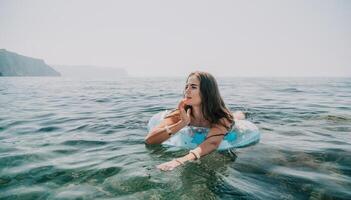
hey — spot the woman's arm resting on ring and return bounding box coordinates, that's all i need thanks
[145,116,187,145]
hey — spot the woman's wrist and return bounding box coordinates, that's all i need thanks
[180,119,189,127]
[177,156,189,164]
[172,150,200,167]
[189,150,201,160]
[178,151,197,164]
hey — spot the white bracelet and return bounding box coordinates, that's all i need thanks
[165,125,172,135]
[189,150,201,160]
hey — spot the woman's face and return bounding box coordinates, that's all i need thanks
[184,75,202,106]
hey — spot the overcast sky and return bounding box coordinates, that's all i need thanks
[1,0,350,77]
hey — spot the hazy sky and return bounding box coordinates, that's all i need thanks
[1,0,350,77]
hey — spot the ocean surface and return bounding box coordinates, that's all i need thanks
[0,77,350,200]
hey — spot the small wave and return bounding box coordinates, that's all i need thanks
[276,88,304,93]
[261,127,274,131]
[6,120,31,127]
[52,149,79,154]
[101,130,116,134]
[33,113,56,118]
[62,140,108,147]
[37,126,61,132]
[94,98,111,103]
[68,124,89,132]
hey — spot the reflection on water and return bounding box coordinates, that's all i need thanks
[0,77,350,199]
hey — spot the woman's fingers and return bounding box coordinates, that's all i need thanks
[178,99,186,111]
[156,164,166,170]
[156,160,180,171]
[157,165,169,171]
[177,99,190,125]
[178,99,187,117]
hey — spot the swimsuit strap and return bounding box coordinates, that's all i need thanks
[204,133,226,141]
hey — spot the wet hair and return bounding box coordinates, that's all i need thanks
[166,71,234,130]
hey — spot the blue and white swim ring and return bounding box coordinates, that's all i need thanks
[147,111,260,151]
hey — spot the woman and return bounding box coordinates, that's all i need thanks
[145,71,245,171]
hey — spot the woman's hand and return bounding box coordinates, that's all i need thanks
[178,99,191,126]
[156,159,183,171]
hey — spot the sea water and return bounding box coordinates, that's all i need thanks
[0,77,350,199]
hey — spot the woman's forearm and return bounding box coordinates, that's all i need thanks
[177,140,220,163]
[145,120,187,144]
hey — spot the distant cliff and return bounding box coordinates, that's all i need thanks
[0,49,61,76]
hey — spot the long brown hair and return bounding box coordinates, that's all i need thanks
[167,71,234,130]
